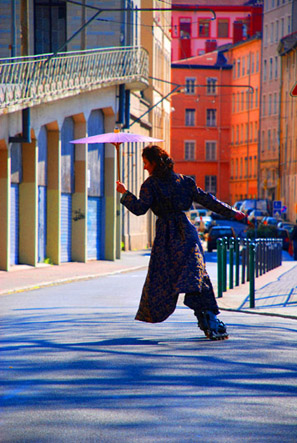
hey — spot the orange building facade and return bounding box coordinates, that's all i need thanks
[171,51,232,203]
[227,35,261,203]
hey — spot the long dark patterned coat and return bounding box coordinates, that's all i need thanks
[120,172,237,323]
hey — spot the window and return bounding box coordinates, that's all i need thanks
[271,23,274,44]
[269,94,272,115]
[236,125,239,144]
[247,55,250,75]
[250,90,254,109]
[268,129,271,150]
[245,123,248,142]
[205,141,217,160]
[275,56,278,78]
[250,122,253,141]
[288,16,291,34]
[263,59,267,82]
[274,92,278,114]
[254,122,258,141]
[232,93,235,113]
[251,53,255,73]
[242,57,245,76]
[264,25,268,46]
[275,20,279,42]
[233,60,236,79]
[255,88,258,108]
[185,78,195,94]
[273,129,277,150]
[206,77,217,94]
[185,109,195,126]
[206,109,216,127]
[241,91,244,111]
[199,19,210,37]
[262,95,266,116]
[256,52,259,72]
[237,58,241,77]
[205,175,217,195]
[180,18,191,39]
[237,92,240,112]
[241,124,244,144]
[218,19,229,38]
[269,58,273,80]
[246,91,249,110]
[184,141,195,160]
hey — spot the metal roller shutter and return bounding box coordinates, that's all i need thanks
[87,197,104,260]
[60,193,72,262]
[38,186,47,262]
[10,184,19,265]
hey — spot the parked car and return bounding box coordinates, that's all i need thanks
[277,221,295,233]
[240,199,272,216]
[277,228,292,251]
[260,216,279,227]
[248,209,269,225]
[188,208,208,222]
[207,226,236,252]
[194,215,215,233]
[233,201,243,211]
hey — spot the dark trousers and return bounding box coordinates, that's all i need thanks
[184,275,219,315]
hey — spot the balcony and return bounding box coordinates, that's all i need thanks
[0,46,149,115]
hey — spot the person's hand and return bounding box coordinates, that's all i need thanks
[116,181,127,194]
[235,211,245,221]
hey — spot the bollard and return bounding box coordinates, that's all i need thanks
[235,237,240,287]
[246,238,250,281]
[241,245,246,284]
[229,238,234,289]
[249,242,256,308]
[217,238,223,298]
[222,237,228,292]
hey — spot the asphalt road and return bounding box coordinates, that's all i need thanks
[1,270,297,443]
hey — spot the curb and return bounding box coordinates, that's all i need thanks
[0,265,148,297]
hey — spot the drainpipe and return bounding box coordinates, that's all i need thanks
[11,0,17,57]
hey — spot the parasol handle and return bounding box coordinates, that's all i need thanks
[115,143,121,182]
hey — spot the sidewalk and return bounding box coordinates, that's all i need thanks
[1,249,297,319]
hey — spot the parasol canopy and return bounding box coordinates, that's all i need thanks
[70,131,163,181]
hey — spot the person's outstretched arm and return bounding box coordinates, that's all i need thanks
[191,183,244,221]
[116,179,153,216]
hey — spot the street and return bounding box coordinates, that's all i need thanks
[1,270,297,443]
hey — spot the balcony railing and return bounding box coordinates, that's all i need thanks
[0,46,149,115]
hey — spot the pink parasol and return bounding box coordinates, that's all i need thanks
[70,130,163,181]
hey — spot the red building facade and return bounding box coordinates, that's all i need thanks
[171,0,263,62]
[171,51,232,203]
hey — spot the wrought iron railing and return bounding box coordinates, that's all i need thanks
[0,46,149,114]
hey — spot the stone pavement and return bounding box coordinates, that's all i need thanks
[0,249,297,319]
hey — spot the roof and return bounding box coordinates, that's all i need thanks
[171,50,232,69]
[172,0,262,7]
[278,31,297,56]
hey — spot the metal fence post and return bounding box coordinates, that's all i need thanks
[217,238,223,298]
[222,237,228,292]
[249,242,256,308]
[229,237,234,289]
[235,237,240,287]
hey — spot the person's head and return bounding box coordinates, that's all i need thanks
[142,145,174,178]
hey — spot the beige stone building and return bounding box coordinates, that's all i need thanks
[278,31,297,223]
[259,0,296,201]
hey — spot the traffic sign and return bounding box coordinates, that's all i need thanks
[290,82,297,97]
[273,200,282,210]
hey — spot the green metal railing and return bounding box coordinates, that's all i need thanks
[0,46,149,114]
[217,237,282,308]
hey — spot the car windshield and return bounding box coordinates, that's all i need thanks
[211,228,232,236]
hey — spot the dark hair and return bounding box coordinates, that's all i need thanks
[142,145,174,178]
